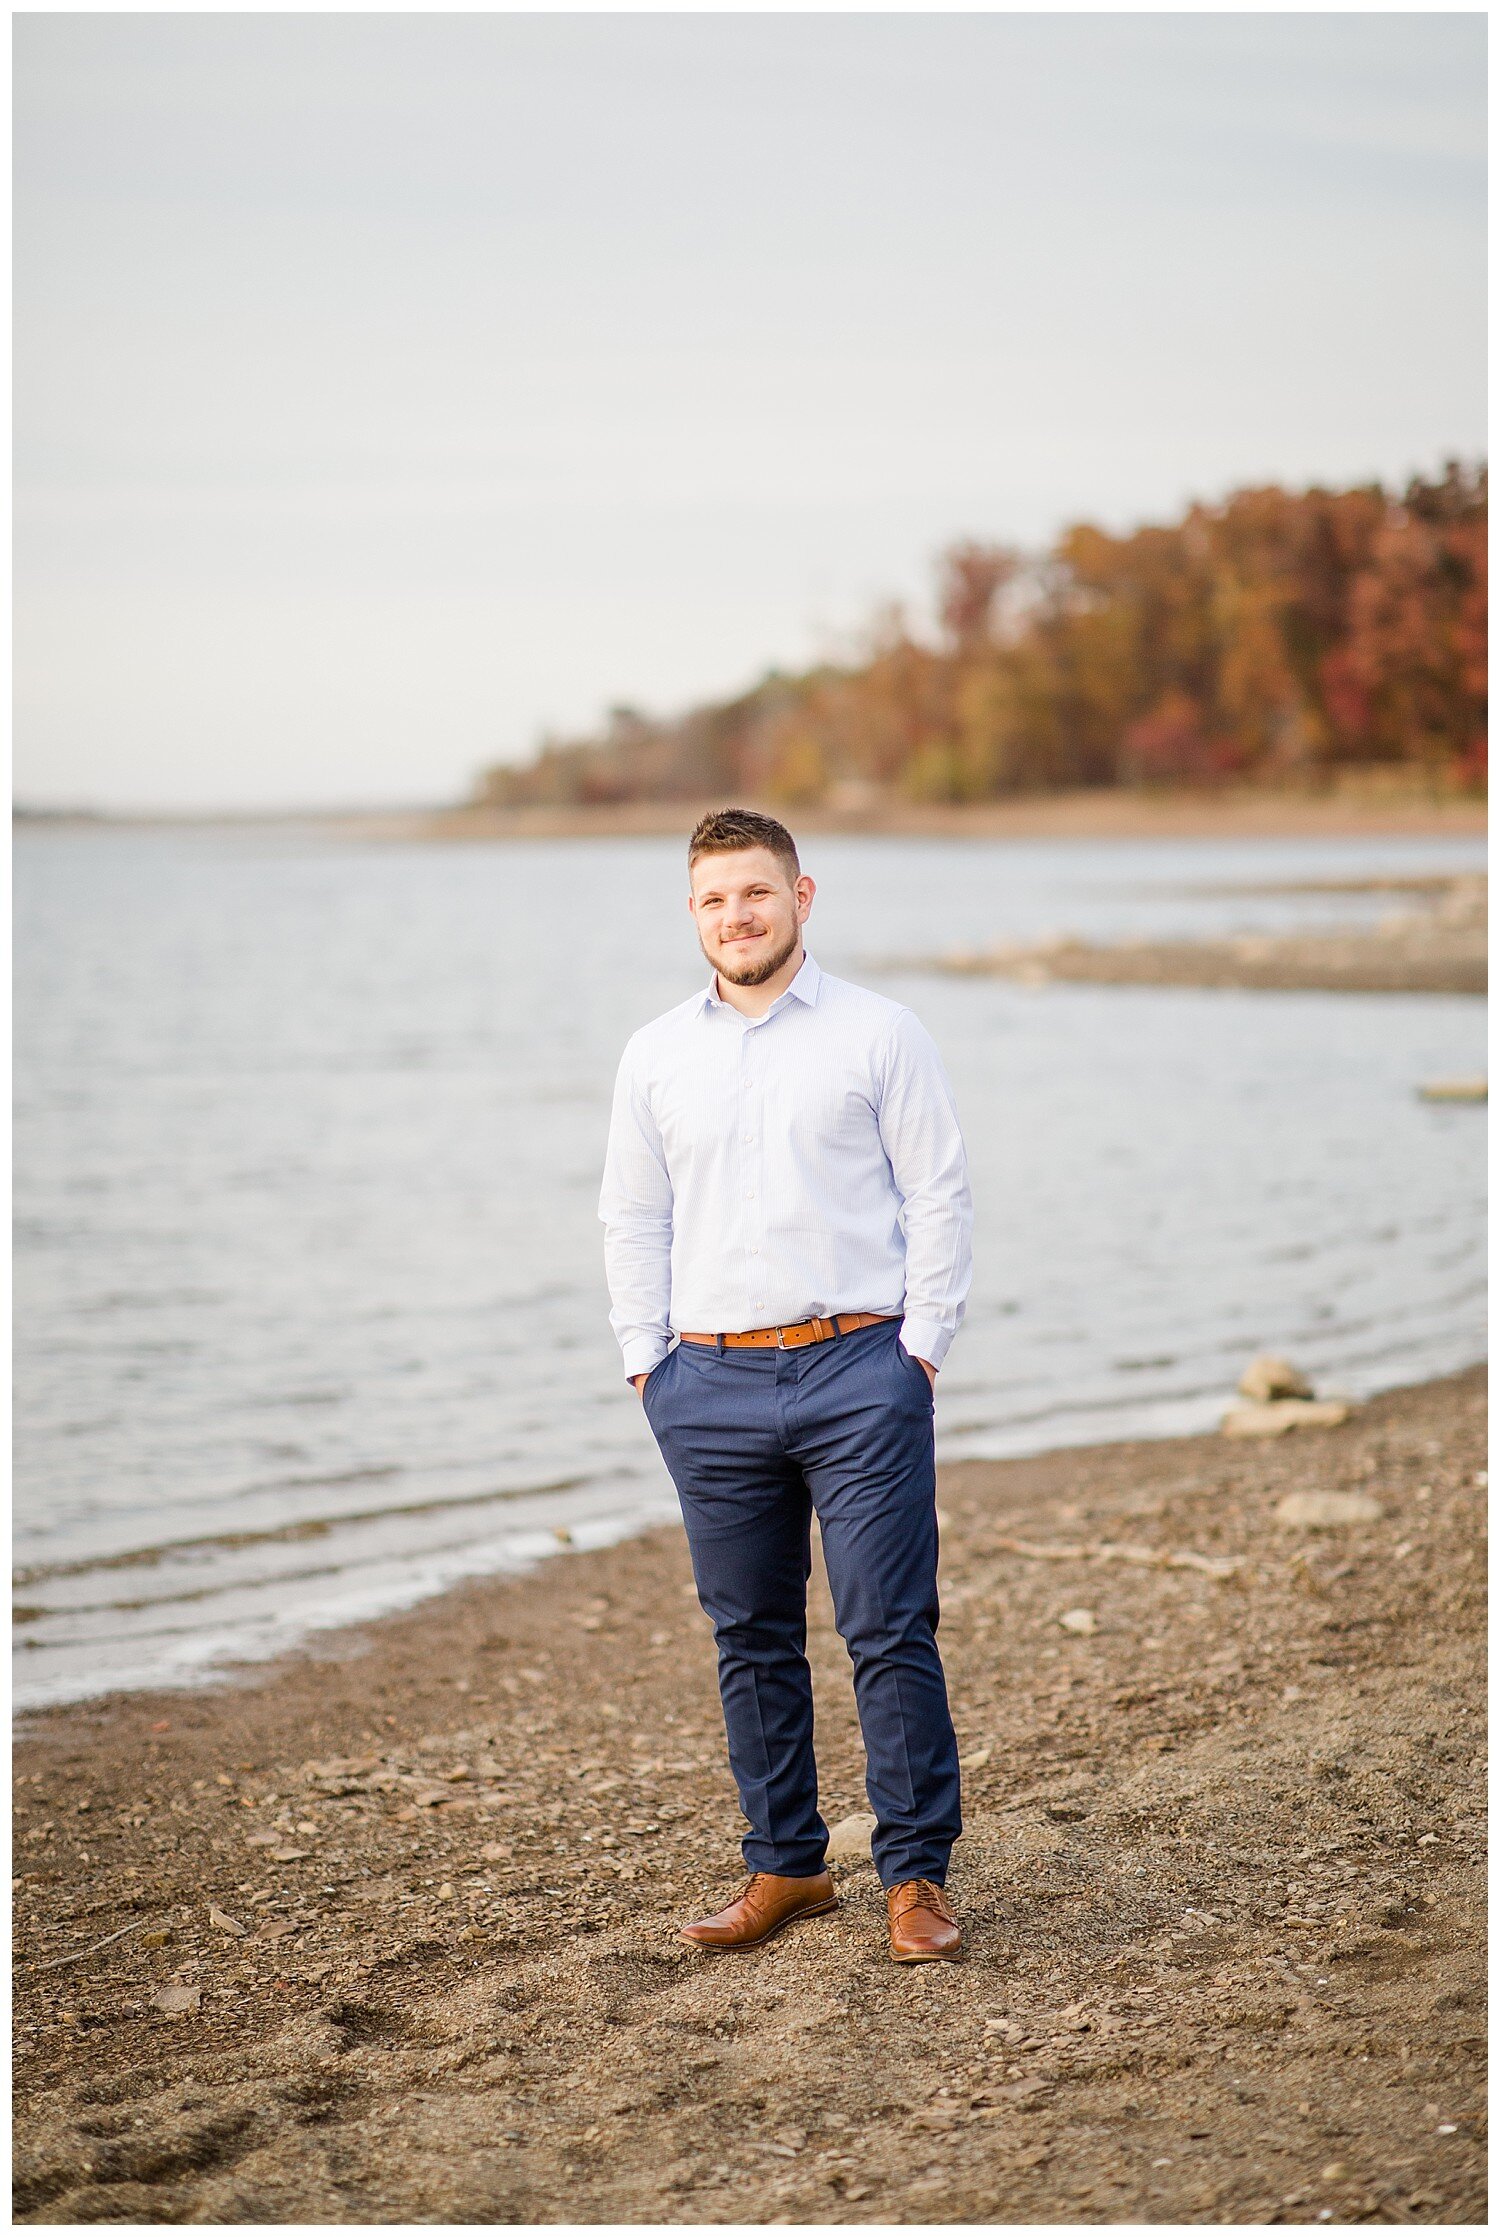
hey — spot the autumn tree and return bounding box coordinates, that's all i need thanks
[476,465,1486,808]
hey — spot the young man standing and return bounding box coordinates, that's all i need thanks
[598,808,973,1962]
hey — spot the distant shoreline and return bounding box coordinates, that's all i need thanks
[14,786,1489,846]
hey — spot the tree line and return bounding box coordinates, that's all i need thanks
[476,463,1486,810]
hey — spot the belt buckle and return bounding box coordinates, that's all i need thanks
[774,1324,790,1349]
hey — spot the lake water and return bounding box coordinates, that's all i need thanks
[14,823,1486,1710]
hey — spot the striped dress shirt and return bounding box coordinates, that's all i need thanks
[598,950,973,1380]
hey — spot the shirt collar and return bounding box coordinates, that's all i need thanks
[701,947,821,1014]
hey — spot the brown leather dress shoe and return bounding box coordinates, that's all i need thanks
[681,1870,839,1951]
[887,1878,962,1962]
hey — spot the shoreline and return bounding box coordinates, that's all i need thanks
[322,790,1493,847]
[14,1363,1485,2225]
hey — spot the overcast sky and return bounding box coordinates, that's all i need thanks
[15,11,1486,812]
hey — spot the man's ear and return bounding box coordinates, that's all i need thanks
[795,874,816,921]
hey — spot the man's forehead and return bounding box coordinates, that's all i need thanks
[689,846,790,893]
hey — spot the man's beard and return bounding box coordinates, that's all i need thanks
[706,922,801,987]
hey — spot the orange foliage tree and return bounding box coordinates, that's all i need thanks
[477,464,1486,807]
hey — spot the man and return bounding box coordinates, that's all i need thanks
[598,807,973,1963]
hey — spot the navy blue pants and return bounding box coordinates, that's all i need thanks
[641,1316,962,1887]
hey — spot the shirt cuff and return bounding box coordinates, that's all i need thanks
[620,1336,670,1380]
[899,1318,952,1372]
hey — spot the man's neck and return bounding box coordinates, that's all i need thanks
[714,942,807,1021]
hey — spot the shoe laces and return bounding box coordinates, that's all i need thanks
[891,1878,955,1924]
[739,1872,787,1907]
[740,1872,824,1907]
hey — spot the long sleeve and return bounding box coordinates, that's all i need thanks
[875,1008,973,1371]
[598,1038,675,1379]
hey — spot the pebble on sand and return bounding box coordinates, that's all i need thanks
[826,1813,878,1865]
[149,1984,201,2015]
[1058,1608,1098,1636]
[1275,1489,1384,1529]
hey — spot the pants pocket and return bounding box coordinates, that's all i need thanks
[641,1349,674,1426]
[895,1337,935,1408]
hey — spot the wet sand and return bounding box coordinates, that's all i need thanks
[14,1364,1486,2226]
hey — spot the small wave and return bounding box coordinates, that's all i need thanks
[12,1470,592,1588]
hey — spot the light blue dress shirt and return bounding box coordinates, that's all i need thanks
[598,950,973,1380]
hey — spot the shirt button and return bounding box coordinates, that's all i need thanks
[750,1245,760,1255]
[745,1190,755,1199]
[743,1134,754,1143]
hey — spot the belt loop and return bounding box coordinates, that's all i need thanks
[715,1332,726,1358]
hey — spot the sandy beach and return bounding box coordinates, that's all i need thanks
[14,1362,1485,2226]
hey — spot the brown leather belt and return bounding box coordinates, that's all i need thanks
[677,1311,897,1351]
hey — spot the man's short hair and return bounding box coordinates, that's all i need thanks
[688,807,801,884]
